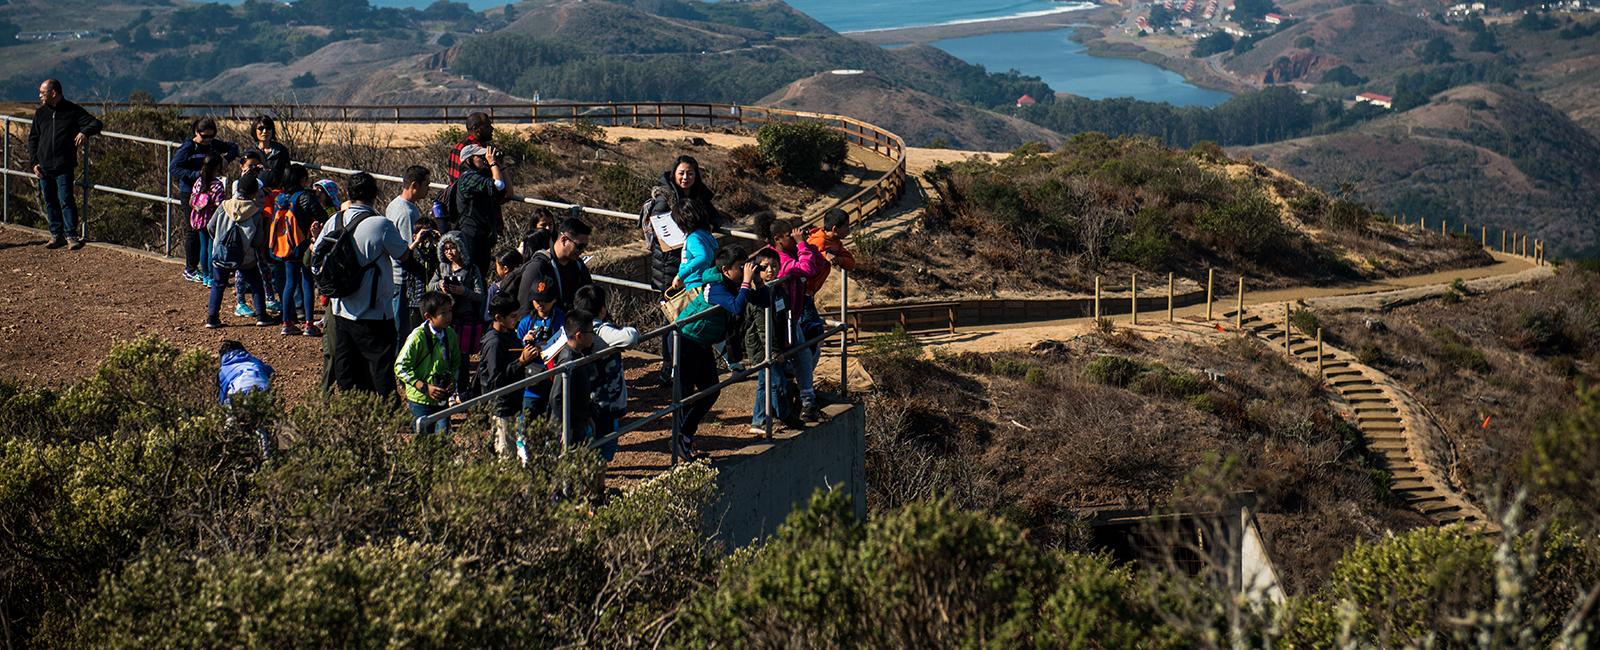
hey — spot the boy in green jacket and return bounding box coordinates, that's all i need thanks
[396,291,460,433]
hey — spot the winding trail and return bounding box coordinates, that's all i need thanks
[886,251,1552,532]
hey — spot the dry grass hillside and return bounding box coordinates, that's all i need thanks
[1241,84,1600,257]
[1225,5,1450,85]
[852,135,1488,302]
[758,71,1064,151]
[862,327,1428,593]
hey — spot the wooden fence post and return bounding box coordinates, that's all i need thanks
[1284,303,1291,354]
[1481,225,1486,247]
[1316,328,1324,377]
[1094,276,1102,322]
[1206,269,1215,321]
[1167,272,1175,323]
[1501,229,1507,253]
[1235,277,1244,332]
[1130,274,1138,325]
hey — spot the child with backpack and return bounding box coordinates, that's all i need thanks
[430,231,486,396]
[741,247,803,434]
[395,291,460,434]
[205,175,273,329]
[674,246,757,460]
[479,292,537,459]
[189,152,228,288]
[753,212,826,422]
[573,284,640,461]
[546,310,599,450]
[268,164,326,337]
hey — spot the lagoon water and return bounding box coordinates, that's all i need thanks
[929,29,1233,107]
[785,0,1232,106]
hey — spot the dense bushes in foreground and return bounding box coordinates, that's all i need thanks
[1,337,1597,647]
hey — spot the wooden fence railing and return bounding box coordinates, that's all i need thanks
[90,101,908,229]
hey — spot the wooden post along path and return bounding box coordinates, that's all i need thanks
[1094,276,1101,321]
[1206,269,1215,320]
[1235,277,1244,332]
[1130,274,1139,325]
[1166,273,1175,323]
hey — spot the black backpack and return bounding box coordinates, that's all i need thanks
[309,208,380,307]
[211,218,246,272]
[433,180,461,230]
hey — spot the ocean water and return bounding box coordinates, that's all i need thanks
[931,29,1233,107]
[785,0,1092,33]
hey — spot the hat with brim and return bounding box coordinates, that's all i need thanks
[529,276,559,303]
[460,144,490,161]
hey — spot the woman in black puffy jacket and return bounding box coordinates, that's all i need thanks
[640,155,724,291]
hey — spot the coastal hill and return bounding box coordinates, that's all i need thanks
[1240,84,1600,256]
[757,70,1064,150]
[1224,5,1451,85]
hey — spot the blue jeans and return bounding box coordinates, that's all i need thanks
[592,409,622,461]
[391,293,413,339]
[208,267,267,323]
[408,401,449,434]
[38,172,77,238]
[278,254,315,325]
[791,344,818,402]
[197,229,214,282]
[752,361,790,427]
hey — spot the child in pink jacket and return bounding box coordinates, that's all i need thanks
[753,212,826,422]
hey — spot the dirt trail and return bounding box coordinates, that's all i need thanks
[919,252,1541,355]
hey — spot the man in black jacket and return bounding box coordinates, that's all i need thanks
[27,79,102,250]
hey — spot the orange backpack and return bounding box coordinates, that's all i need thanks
[267,189,308,259]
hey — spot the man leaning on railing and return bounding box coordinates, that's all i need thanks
[27,78,101,250]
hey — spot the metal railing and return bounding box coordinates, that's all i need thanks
[0,107,855,466]
[85,100,909,231]
[416,270,852,464]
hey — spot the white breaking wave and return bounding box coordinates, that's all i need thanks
[841,3,1098,34]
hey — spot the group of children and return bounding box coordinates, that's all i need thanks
[201,138,857,464]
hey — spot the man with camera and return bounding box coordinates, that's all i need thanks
[386,165,433,337]
[454,143,505,274]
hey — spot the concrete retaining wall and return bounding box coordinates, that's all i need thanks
[710,403,866,549]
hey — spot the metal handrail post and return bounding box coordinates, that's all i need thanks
[670,330,682,465]
[164,141,173,256]
[78,141,89,240]
[560,368,571,453]
[763,297,774,440]
[839,269,849,398]
[3,117,10,223]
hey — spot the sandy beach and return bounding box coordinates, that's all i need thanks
[845,3,1116,45]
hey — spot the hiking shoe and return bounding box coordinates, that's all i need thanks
[234,303,258,318]
[265,300,281,315]
[749,424,769,435]
[800,399,820,423]
[45,236,66,249]
[782,415,809,430]
[254,319,276,327]
[202,275,214,288]
[302,323,322,337]
[281,324,302,336]
[205,319,223,329]
[68,237,85,250]
[183,269,203,283]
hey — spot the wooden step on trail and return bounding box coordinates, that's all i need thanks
[1236,309,1499,534]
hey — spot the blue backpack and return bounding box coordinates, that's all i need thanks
[212,218,245,271]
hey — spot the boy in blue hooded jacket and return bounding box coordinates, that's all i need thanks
[218,339,274,457]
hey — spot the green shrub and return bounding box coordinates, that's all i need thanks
[1324,199,1371,231]
[864,325,922,361]
[1309,526,1494,644]
[991,357,1033,378]
[1197,191,1284,256]
[1084,355,1145,388]
[678,492,1178,647]
[1112,208,1175,269]
[1526,386,1600,532]
[595,163,652,210]
[756,121,848,188]
[1131,364,1209,398]
[1289,308,1321,336]
[1429,327,1490,373]
[1024,366,1054,388]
